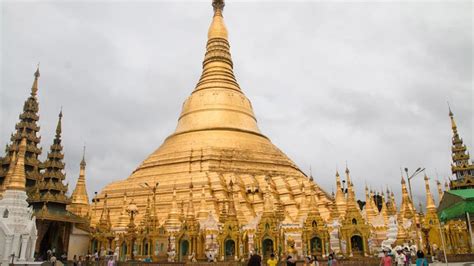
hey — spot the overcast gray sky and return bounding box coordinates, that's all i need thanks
[0,1,472,208]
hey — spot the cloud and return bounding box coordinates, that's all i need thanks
[0,1,472,208]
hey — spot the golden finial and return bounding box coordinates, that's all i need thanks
[80,145,86,168]
[448,102,458,132]
[208,0,228,39]
[56,108,63,137]
[212,0,225,14]
[31,63,40,97]
[447,101,453,117]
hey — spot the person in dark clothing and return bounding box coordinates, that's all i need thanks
[248,252,262,266]
[286,255,296,266]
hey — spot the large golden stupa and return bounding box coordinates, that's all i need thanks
[92,0,332,227]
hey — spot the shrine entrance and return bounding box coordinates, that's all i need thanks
[350,235,364,255]
[179,239,189,261]
[262,238,274,258]
[120,242,127,261]
[224,239,235,261]
[310,237,322,255]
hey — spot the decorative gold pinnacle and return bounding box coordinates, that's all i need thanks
[7,133,27,191]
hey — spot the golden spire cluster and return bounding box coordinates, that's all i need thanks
[6,133,27,191]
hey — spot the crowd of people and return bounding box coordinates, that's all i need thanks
[380,249,430,266]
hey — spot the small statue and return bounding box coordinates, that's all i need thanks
[167,249,176,262]
[189,252,197,262]
[287,238,296,255]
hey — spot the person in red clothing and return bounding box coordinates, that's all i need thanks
[380,250,393,266]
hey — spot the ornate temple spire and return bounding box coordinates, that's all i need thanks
[227,180,237,218]
[29,110,69,210]
[6,134,27,191]
[116,192,129,228]
[436,180,444,202]
[297,182,309,221]
[186,181,196,219]
[380,192,389,224]
[165,184,181,230]
[448,106,474,189]
[0,66,43,192]
[98,193,112,231]
[1,151,17,192]
[31,64,40,97]
[424,175,437,213]
[399,176,415,220]
[345,166,358,210]
[335,171,347,218]
[364,185,376,223]
[197,186,208,221]
[68,146,90,217]
[263,179,274,216]
[173,0,262,136]
[390,190,397,210]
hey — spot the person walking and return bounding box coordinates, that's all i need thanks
[380,250,392,266]
[248,251,262,266]
[286,255,296,266]
[267,254,278,266]
[415,251,429,266]
[328,254,338,266]
[396,250,406,266]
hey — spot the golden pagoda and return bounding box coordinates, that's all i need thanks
[68,147,91,218]
[92,0,331,229]
[420,174,442,254]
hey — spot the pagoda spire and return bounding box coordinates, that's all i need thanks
[1,151,17,192]
[0,67,43,192]
[173,0,262,137]
[263,179,274,217]
[186,181,195,219]
[98,193,112,231]
[424,175,437,213]
[31,64,40,97]
[197,185,208,221]
[335,170,347,218]
[6,133,27,191]
[436,180,444,203]
[227,180,237,218]
[116,192,129,228]
[364,185,376,223]
[344,166,358,211]
[68,145,90,217]
[29,110,69,211]
[399,176,415,220]
[448,105,474,189]
[297,182,309,221]
[380,191,389,224]
[165,184,181,230]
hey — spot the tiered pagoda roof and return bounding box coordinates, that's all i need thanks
[448,107,474,190]
[0,67,43,194]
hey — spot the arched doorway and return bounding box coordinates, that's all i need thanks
[350,235,364,255]
[310,237,322,255]
[224,239,235,261]
[90,239,98,255]
[262,238,274,258]
[143,239,149,256]
[120,242,127,261]
[180,239,189,261]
